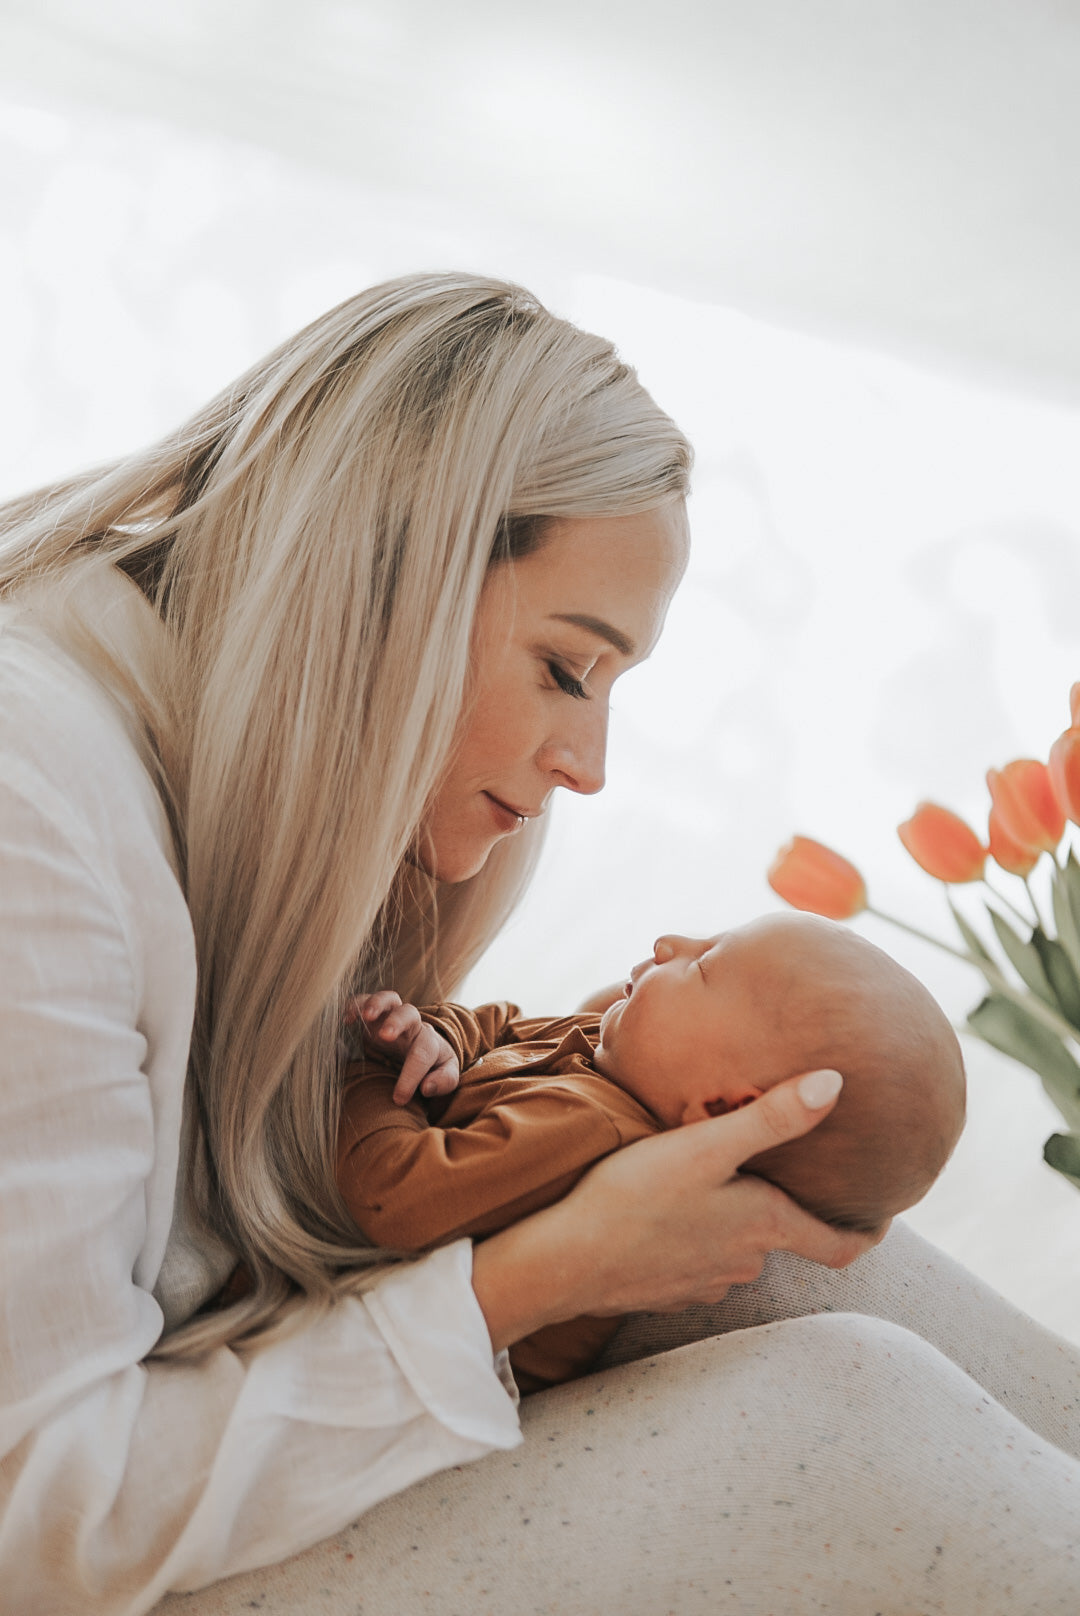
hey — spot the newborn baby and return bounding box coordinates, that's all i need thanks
[337,912,966,1391]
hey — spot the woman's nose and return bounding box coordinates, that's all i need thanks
[540,703,609,796]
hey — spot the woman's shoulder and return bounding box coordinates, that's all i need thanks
[0,576,199,1305]
[0,574,179,889]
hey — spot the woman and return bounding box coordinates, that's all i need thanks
[1,275,1076,1615]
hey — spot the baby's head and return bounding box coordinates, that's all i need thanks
[593,912,965,1232]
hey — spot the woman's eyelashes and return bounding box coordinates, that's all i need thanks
[546,659,590,700]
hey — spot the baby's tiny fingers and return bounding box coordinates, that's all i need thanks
[344,990,401,1025]
[379,1004,421,1040]
[392,1030,457,1104]
[421,1058,460,1097]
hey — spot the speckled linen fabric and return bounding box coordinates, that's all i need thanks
[156,1222,1080,1615]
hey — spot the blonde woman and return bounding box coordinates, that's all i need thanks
[1,275,1077,1616]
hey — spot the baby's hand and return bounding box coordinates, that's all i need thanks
[344,991,460,1105]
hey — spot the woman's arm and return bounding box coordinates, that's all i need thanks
[472,1069,878,1351]
[0,651,521,1614]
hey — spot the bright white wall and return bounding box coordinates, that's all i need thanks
[2,8,1080,1337]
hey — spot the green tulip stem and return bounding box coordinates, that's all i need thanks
[980,877,1034,931]
[865,904,972,963]
[864,903,1080,1047]
[1022,873,1050,934]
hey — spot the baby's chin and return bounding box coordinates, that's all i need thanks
[591,1013,620,1077]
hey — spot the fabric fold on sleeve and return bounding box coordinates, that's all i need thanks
[360,1240,523,1444]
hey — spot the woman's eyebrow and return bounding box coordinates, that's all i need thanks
[548,613,635,657]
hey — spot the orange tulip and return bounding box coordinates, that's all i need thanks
[767,835,867,920]
[987,806,1039,877]
[1049,726,1080,825]
[985,759,1065,855]
[897,802,987,883]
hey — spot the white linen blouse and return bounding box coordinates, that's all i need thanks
[0,568,522,1615]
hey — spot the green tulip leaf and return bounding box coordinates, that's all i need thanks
[948,898,995,966]
[1051,862,1080,965]
[987,909,1056,1005]
[1043,1131,1080,1192]
[967,993,1080,1133]
[1062,850,1080,957]
[1032,928,1080,1031]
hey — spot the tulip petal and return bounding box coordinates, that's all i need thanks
[897,801,986,884]
[986,759,1065,854]
[1049,726,1080,825]
[987,807,1040,877]
[767,835,867,921]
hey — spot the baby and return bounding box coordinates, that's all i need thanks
[337,912,966,1392]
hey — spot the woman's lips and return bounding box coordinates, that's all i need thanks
[483,792,527,832]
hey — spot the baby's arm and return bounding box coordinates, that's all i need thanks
[336,1071,635,1251]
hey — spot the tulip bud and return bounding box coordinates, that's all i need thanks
[985,759,1064,856]
[1050,726,1080,825]
[987,806,1039,877]
[897,802,987,883]
[767,835,867,920]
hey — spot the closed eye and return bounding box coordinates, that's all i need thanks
[547,660,590,700]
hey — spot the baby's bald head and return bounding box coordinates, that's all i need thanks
[596,912,966,1233]
[730,915,966,1231]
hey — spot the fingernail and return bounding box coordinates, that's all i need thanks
[798,1068,843,1108]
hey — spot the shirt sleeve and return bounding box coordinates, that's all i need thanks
[0,767,521,1614]
[337,1067,629,1249]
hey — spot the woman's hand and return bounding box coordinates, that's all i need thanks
[472,1069,885,1351]
[343,991,460,1104]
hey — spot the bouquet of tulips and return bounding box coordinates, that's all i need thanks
[768,684,1080,1194]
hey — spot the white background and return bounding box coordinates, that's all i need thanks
[2,2,1079,1339]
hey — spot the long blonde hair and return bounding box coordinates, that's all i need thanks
[0,273,692,1354]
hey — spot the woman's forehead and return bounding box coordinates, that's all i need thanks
[509,505,688,656]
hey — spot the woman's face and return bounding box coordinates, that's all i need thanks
[419,501,690,883]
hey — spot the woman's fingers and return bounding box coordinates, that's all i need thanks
[706,1068,843,1171]
[539,1066,881,1317]
[748,1181,881,1271]
[692,1069,881,1270]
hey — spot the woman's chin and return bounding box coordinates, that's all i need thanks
[412,837,497,886]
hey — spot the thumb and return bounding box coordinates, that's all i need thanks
[709,1068,843,1171]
